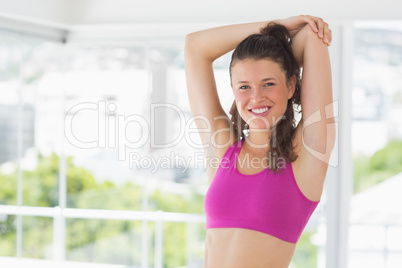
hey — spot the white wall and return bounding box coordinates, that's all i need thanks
[0,0,401,27]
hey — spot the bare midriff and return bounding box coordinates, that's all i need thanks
[203,228,296,268]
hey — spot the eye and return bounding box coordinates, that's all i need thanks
[239,85,250,90]
[264,82,274,87]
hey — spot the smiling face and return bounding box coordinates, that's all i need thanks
[231,58,296,131]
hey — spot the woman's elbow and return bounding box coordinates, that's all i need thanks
[184,33,196,54]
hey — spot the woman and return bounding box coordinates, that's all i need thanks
[184,15,335,268]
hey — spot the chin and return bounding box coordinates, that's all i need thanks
[248,123,272,131]
[246,117,272,130]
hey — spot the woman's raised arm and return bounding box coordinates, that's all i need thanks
[291,20,336,194]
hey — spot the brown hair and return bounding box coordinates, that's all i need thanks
[229,22,301,172]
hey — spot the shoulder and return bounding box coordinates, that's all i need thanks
[205,135,240,184]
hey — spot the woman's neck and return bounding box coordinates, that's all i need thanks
[245,129,272,156]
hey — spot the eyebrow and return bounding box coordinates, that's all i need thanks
[236,78,276,84]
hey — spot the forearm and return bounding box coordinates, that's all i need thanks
[290,25,309,68]
[185,21,271,62]
[291,21,330,67]
[184,15,331,64]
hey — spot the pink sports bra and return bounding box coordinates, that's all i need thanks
[204,139,320,243]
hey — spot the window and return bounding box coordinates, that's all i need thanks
[350,22,402,268]
[0,32,205,267]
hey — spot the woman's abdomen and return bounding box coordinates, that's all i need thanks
[203,228,296,268]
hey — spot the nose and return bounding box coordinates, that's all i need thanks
[251,88,265,103]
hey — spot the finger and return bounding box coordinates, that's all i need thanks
[323,23,332,46]
[303,15,319,33]
[316,17,325,39]
[328,28,332,44]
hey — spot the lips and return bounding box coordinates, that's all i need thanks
[248,106,271,116]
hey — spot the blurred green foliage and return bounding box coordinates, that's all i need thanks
[0,152,205,267]
[292,230,317,268]
[354,140,402,193]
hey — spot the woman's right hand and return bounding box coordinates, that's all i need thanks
[275,15,332,46]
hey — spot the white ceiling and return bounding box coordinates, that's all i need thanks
[1,0,401,26]
[0,0,401,42]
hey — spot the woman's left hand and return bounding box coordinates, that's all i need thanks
[276,15,332,46]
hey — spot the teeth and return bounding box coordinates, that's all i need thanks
[251,107,269,114]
